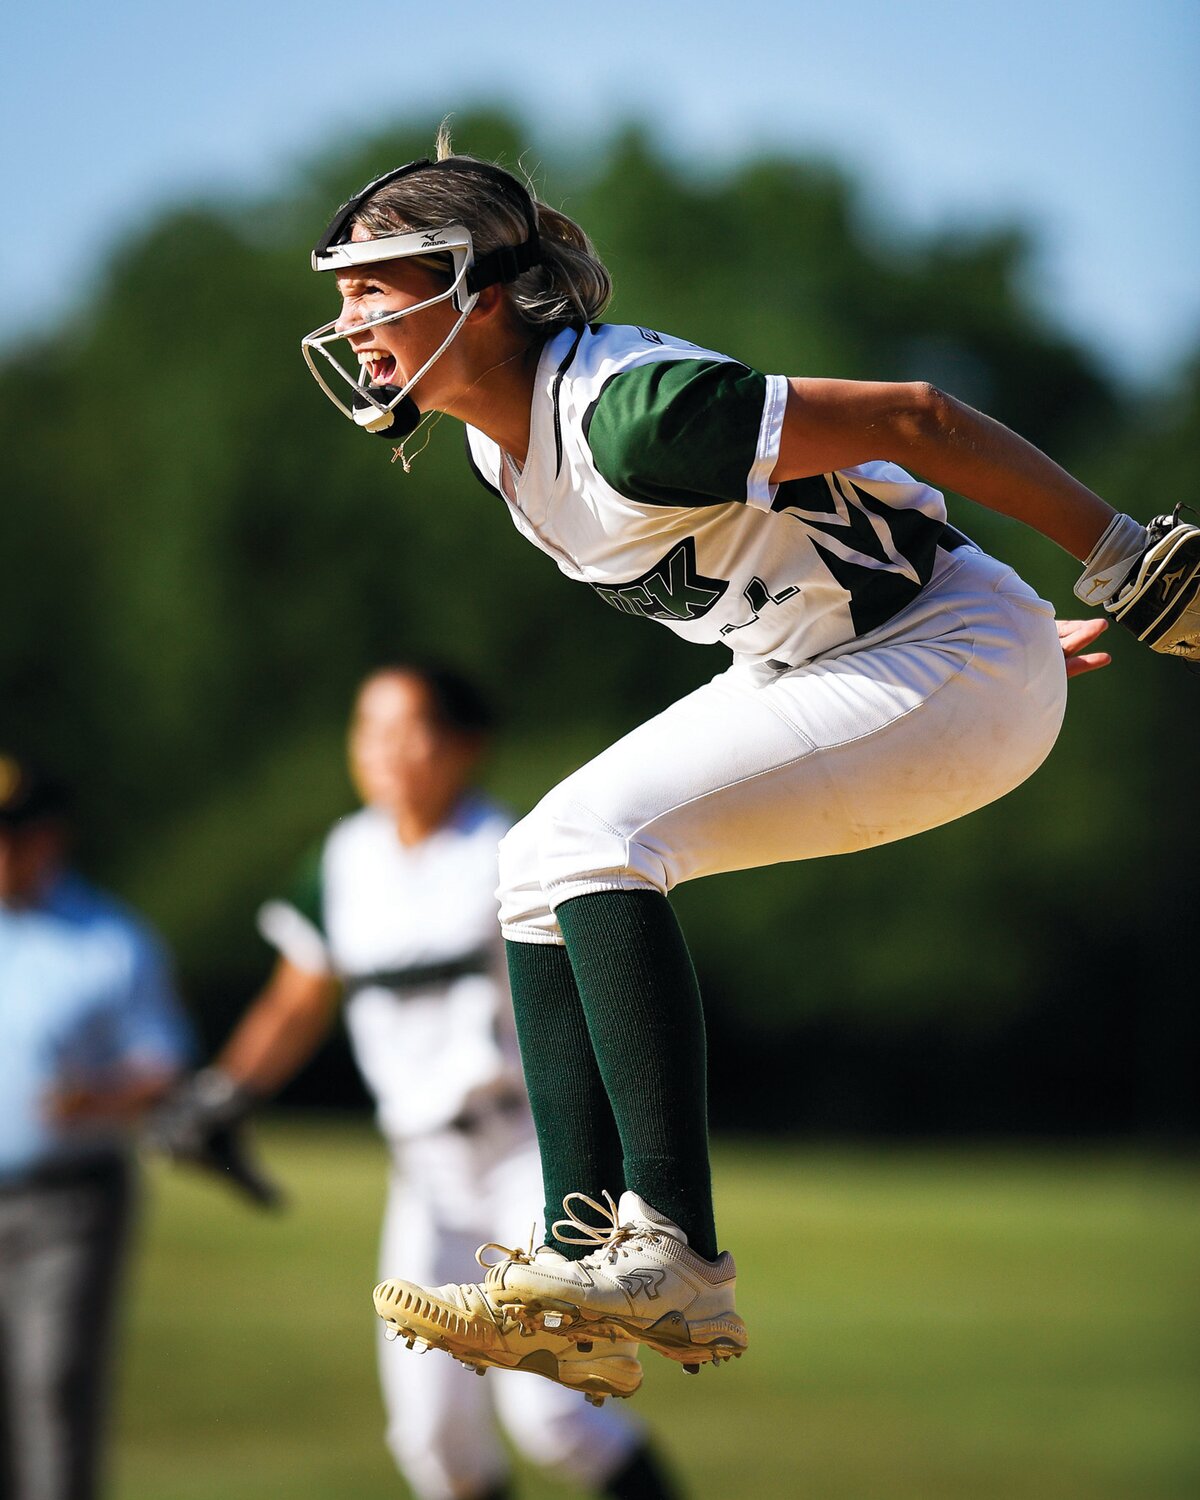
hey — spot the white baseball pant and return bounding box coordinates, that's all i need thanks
[498,548,1067,942]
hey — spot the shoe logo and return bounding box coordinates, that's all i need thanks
[615,1269,666,1300]
[1159,567,1184,599]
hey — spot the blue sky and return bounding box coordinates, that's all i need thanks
[3,0,1196,387]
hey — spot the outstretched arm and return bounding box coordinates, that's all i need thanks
[772,379,1200,663]
[772,379,1114,560]
[215,957,339,1097]
[49,1064,182,1124]
[143,958,338,1207]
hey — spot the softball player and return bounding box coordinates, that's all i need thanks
[161,668,679,1500]
[299,127,1200,1383]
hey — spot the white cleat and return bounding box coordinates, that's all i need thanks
[484,1190,748,1370]
[372,1271,642,1403]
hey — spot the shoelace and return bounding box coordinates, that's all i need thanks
[474,1222,540,1285]
[551,1190,664,1265]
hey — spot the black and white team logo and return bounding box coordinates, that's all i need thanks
[591,536,728,623]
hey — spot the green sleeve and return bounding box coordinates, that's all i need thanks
[279,843,326,939]
[583,358,767,507]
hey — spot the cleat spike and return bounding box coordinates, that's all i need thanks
[364,1267,648,1403]
[682,1363,701,1375]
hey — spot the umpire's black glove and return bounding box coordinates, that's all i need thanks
[144,1068,284,1209]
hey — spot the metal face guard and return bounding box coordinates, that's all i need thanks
[301,226,477,432]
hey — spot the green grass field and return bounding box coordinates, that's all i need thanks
[114,1120,1200,1499]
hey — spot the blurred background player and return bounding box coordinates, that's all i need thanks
[153,665,680,1500]
[0,753,194,1500]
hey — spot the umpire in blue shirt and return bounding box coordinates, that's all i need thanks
[0,753,193,1500]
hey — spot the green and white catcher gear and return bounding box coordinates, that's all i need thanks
[302,159,542,437]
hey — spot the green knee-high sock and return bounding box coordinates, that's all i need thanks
[555,889,718,1261]
[505,940,625,1259]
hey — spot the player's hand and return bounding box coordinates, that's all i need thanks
[143,1068,284,1209]
[47,1066,177,1124]
[1057,617,1111,679]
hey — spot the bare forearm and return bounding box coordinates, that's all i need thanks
[900,386,1114,560]
[216,963,337,1096]
[49,1067,181,1124]
[217,1001,329,1095]
[776,378,1116,561]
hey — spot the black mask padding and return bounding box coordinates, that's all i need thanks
[315,159,542,292]
[352,386,422,439]
[315,160,433,262]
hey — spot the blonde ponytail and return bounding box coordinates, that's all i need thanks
[352,130,612,332]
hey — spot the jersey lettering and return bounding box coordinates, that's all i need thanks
[719,576,801,636]
[468,327,954,662]
[592,536,729,622]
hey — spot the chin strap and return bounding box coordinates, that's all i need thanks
[352,386,422,439]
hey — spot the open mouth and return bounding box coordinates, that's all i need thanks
[357,349,398,386]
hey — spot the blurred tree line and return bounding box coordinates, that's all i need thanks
[3,110,1196,1137]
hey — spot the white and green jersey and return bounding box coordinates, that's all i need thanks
[257,794,523,1141]
[466,323,963,667]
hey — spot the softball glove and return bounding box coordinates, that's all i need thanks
[1104,507,1200,658]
